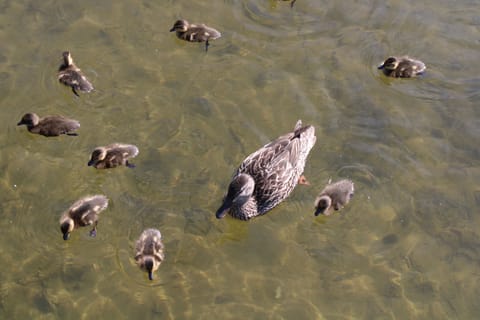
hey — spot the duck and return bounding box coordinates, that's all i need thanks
[216,120,316,220]
[314,179,354,216]
[169,19,221,52]
[378,56,426,78]
[59,195,109,240]
[17,112,80,137]
[135,228,165,281]
[87,143,139,169]
[58,51,94,96]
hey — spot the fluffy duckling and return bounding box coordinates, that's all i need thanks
[378,56,426,78]
[59,195,109,240]
[314,179,354,216]
[135,228,165,281]
[87,143,139,169]
[17,113,80,137]
[169,19,221,51]
[58,51,94,96]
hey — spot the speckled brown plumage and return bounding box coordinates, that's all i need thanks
[216,120,316,220]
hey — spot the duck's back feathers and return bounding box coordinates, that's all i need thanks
[88,143,139,169]
[135,229,165,261]
[65,195,109,226]
[32,116,80,136]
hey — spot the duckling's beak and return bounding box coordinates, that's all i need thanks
[63,232,70,240]
[148,271,153,281]
[169,27,175,32]
[377,63,385,70]
[314,207,325,216]
[87,160,94,166]
[17,121,24,126]
[215,200,232,219]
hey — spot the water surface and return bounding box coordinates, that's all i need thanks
[0,0,479,319]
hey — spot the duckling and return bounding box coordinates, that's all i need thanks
[17,112,80,137]
[216,120,316,220]
[58,51,94,96]
[169,19,221,52]
[135,228,165,281]
[87,143,139,169]
[314,179,354,216]
[59,195,109,240]
[378,56,426,78]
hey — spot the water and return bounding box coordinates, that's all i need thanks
[0,0,479,318]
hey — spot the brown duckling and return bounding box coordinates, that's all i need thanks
[58,51,94,96]
[135,228,165,281]
[169,19,221,51]
[314,179,354,216]
[378,56,426,78]
[59,195,109,240]
[17,112,80,137]
[87,143,139,169]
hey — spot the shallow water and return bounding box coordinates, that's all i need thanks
[0,0,479,319]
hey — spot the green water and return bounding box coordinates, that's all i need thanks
[0,0,479,319]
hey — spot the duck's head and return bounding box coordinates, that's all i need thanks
[170,19,189,33]
[314,195,332,216]
[62,51,74,66]
[17,113,40,127]
[87,147,107,167]
[60,218,74,240]
[216,173,255,219]
[378,57,398,71]
[140,256,159,280]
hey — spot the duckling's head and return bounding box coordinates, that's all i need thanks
[17,113,40,127]
[62,51,74,66]
[139,256,159,280]
[169,19,189,32]
[87,147,107,167]
[378,57,398,71]
[314,195,332,216]
[60,217,74,240]
[216,173,255,219]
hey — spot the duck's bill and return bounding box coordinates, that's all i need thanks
[17,121,23,126]
[169,27,175,32]
[63,233,70,240]
[215,202,231,219]
[87,160,94,166]
[377,63,385,70]
[314,207,325,216]
[148,271,153,281]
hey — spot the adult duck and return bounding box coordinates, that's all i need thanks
[216,120,316,220]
